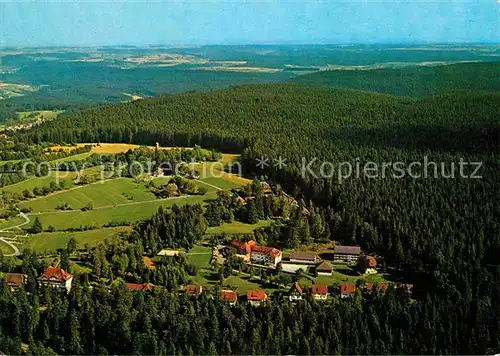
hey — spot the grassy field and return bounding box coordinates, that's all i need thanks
[19,178,157,213]
[206,220,273,235]
[0,216,26,229]
[16,110,63,121]
[185,245,212,268]
[22,227,129,252]
[0,240,15,255]
[49,143,194,154]
[26,193,215,230]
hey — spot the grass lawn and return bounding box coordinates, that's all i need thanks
[16,110,63,121]
[0,216,26,229]
[22,227,129,252]
[199,177,241,190]
[0,240,15,255]
[26,193,215,230]
[1,175,74,195]
[53,152,93,163]
[20,178,157,213]
[206,220,273,235]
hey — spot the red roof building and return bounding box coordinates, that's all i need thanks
[340,283,356,298]
[247,289,268,306]
[39,267,73,293]
[232,240,282,266]
[365,282,389,293]
[220,289,238,305]
[311,284,329,300]
[125,283,154,292]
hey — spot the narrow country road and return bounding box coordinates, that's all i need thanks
[0,212,30,257]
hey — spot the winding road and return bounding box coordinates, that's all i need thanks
[0,212,30,257]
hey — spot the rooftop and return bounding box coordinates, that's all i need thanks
[335,245,361,255]
[247,289,267,301]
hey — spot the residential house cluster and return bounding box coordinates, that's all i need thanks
[39,267,73,294]
[232,240,282,267]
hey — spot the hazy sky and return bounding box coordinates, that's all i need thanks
[0,0,498,46]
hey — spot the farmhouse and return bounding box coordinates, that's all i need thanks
[247,289,268,306]
[333,245,361,264]
[232,240,282,267]
[184,284,203,296]
[288,282,303,302]
[289,252,320,264]
[358,256,377,274]
[39,267,73,293]
[220,289,238,306]
[311,284,329,300]
[5,273,27,291]
[340,283,356,299]
[315,261,333,276]
[125,283,154,292]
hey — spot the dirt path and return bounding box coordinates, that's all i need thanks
[0,212,29,256]
[194,179,222,191]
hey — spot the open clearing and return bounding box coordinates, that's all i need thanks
[23,227,130,252]
[26,193,215,230]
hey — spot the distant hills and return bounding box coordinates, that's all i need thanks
[290,62,500,97]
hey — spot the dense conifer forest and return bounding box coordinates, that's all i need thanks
[5,82,500,354]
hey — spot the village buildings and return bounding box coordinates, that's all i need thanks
[232,240,282,267]
[38,267,73,293]
[340,283,356,298]
[358,255,378,274]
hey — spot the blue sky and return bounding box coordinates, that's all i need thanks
[0,0,498,46]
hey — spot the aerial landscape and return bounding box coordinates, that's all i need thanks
[0,1,499,355]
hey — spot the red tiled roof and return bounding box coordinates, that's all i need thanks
[340,283,356,294]
[316,261,333,272]
[247,289,267,301]
[232,240,281,258]
[251,245,281,258]
[39,267,72,282]
[125,283,154,292]
[5,273,26,287]
[312,284,328,295]
[184,284,202,295]
[367,256,377,267]
[220,289,238,303]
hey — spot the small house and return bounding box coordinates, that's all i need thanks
[5,273,27,291]
[289,252,320,264]
[365,282,388,294]
[247,289,268,306]
[358,256,377,274]
[184,284,203,296]
[220,289,238,306]
[311,284,328,300]
[340,283,356,299]
[315,261,333,276]
[288,282,303,302]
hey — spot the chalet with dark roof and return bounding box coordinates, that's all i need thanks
[315,261,333,276]
[333,245,361,264]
